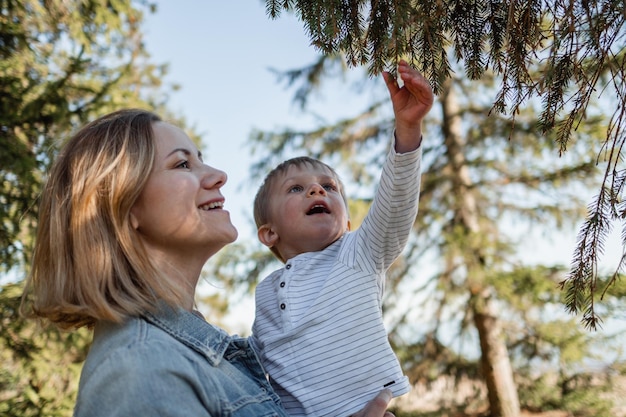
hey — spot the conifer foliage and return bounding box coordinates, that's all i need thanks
[0,0,177,274]
[0,1,185,414]
[264,0,625,330]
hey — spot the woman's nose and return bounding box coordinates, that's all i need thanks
[201,166,227,189]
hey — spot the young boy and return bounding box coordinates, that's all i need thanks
[250,61,434,417]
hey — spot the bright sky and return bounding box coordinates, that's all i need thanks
[142,2,623,334]
[143,2,359,331]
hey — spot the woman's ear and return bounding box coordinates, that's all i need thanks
[129,209,140,230]
[257,224,279,248]
[346,219,351,231]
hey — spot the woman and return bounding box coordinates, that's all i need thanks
[21,109,395,416]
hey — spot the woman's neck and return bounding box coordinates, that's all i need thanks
[149,250,205,311]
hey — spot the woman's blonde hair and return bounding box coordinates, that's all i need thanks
[21,109,185,330]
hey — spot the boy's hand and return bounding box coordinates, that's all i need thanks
[383,60,434,152]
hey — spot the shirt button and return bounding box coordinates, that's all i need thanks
[280,282,285,287]
[280,303,286,310]
[285,264,291,269]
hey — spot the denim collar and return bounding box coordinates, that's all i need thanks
[143,302,231,366]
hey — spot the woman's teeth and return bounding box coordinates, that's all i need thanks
[199,201,223,211]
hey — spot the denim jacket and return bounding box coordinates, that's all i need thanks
[74,304,288,417]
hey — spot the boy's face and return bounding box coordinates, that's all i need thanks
[258,164,350,261]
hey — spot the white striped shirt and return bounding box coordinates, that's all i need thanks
[251,143,422,417]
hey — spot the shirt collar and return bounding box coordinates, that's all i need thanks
[285,234,346,264]
[143,302,231,366]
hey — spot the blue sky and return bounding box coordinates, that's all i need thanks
[143,1,384,243]
[143,1,320,242]
[142,2,622,333]
[143,2,374,330]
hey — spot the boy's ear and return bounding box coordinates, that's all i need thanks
[258,224,279,248]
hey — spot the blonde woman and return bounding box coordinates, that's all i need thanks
[21,109,396,417]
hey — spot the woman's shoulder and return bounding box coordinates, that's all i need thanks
[83,317,193,375]
[75,318,218,417]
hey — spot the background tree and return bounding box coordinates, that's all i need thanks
[0,0,196,274]
[0,283,91,416]
[263,0,626,330]
[211,49,625,416]
[1,1,624,416]
[0,1,196,415]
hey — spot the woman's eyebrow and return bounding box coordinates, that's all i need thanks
[166,148,190,158]
[165,148,202,159]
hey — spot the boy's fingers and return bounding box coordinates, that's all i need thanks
[383,71,400,96]
[403,71,434,102]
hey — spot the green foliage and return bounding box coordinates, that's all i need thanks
[1,282,91,417]
[395,264,624,415]
[209,242,279,294]
[483,267,623,415]
[517,372,617,417]
[0,0,181,273]
[0,1,203,415]
[264,0,626,332]
[563,187,625,329]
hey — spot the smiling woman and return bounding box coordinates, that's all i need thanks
[129,121,237,301]
[19,108,288,416]
[19,108,396,417]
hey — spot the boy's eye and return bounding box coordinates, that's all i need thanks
[288,185,303,193]
[323,184,337,192]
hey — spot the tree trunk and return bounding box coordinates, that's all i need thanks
[441,78,521,417]
[472,291,521,417]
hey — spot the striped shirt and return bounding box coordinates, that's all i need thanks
[251,143,422,417]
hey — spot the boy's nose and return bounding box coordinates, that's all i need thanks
[308,184,326,196]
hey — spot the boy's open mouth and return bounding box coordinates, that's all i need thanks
[307,204,330,215]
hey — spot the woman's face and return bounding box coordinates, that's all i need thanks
[130,122,238,262]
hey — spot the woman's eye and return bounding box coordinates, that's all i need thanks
[288,185,303,193]
[176,161,190,169]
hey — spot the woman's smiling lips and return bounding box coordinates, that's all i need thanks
[198,200,224,211]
